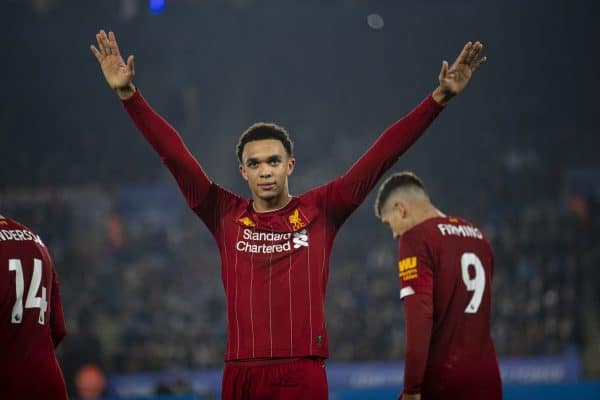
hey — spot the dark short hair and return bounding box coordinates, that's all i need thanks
[374,171,426,218]
[236,122,294,163]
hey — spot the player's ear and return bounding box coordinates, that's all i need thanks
[286,157,295,177]
[239,164,249,181]
[393,201,408,218]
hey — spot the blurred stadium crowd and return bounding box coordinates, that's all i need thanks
[3,152,599,394]
[2,0,599,396]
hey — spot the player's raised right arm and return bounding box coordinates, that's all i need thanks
[90,30,214,211]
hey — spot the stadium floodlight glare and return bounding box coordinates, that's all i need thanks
[149,0,166,15]
[367,14,385,30]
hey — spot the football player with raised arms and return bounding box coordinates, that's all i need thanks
[91,30,486,399]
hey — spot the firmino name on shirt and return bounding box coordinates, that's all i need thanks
[236,228,309,254]
[437,224,483,240]
[0,229,45,246]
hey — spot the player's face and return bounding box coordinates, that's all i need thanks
[380,202,412,239]
[240,139,295,203]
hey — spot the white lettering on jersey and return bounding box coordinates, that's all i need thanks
[437,224,483,240]
[236,240,292,254]
[243,230,292,242]
[236,228,309,254]
[0,230,45,246]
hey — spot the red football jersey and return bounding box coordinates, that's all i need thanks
[123,90,443,361]
[0,215,68,399]
[398,216,501,399]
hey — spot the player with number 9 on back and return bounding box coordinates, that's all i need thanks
[374,172,501,400]
[0,215,68,399]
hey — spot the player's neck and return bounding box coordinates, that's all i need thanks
[414,204,443,226]
[252,192,293,213]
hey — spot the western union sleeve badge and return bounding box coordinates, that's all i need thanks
[398,256,418,281]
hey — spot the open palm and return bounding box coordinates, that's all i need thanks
[438,41,486,97]
[90,30,134,90]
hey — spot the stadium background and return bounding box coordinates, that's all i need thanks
[1,0,599,398]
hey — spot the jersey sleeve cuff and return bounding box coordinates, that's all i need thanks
[121,88,143,108]
[426,93,447,110]
[400,286,416,299]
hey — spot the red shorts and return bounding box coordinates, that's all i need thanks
[221,357,328,400]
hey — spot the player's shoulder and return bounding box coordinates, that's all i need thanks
[433,215,490,244]
[208,183,250,214]
[403,215,487,244]
[0,214,28,231]
[299,182,328,201]
[402,216,448,241]
[438,215,480,229]
[0,214,47,248]
[292,183,332,212]
[212,183,248,203]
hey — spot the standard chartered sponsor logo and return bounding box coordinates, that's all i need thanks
[293,230,308,249]
[236,228,308,254]
[236,240,292,254]
[242,230,292,242]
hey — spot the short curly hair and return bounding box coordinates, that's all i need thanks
[236,122,294,163]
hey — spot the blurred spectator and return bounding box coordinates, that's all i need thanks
[75,364,107,400]
[2,155,596,382]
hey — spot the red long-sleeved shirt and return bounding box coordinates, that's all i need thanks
[123,90,443,360]
[398,216,501,399]
[0,215,68,400]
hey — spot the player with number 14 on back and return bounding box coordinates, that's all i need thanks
[0,215,68,399]
[375,172,502,400]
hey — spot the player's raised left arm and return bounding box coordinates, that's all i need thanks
[432,41,487,105]
[90,30,136,100]
[325,42,486,223]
